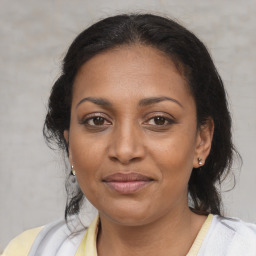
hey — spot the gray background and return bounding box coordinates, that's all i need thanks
[0,0,255,252]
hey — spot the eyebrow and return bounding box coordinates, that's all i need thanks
[76,97,113,108]
[138,96,183,108]
[76,96,183,109]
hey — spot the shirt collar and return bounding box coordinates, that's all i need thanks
[75,214,99,256]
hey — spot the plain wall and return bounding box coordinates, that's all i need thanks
[0,0,255,251]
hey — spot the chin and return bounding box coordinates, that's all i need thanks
[99,201,155,226]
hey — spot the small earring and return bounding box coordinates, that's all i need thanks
[198,158,203,166]
[71,165,76,176]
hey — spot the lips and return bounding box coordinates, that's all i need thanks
[102,172,153,194]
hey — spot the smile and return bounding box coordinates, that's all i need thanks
[102,172,154,194]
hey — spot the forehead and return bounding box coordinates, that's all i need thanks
[72,44,193,107]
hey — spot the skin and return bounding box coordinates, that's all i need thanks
[64,44,214,256]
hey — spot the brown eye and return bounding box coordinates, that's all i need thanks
[82,116,111,127]
[86,116,108,126]
[81,113,112,128]
[153,116,166,125]
[92,116,105,125]
[145,115,174,127]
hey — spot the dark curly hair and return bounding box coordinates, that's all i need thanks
[43,13,239,221]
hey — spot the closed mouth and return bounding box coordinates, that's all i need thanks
[102,172,154,194]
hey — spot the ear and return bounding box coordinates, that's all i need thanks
[193,118,214,168]
[64,130,73,163]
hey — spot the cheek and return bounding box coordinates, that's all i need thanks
[150,131,196,169]
[70,128,106,167]
[69,134,106,195]
[148,129,196,188]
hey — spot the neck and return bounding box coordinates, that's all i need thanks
[97,206,206,256]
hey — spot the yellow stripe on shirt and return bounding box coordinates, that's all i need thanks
[187,214,213,256]
[1,226,43,256]
[75,215,99,256]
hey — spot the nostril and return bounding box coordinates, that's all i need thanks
[107,131,146,164]
[109,155,143,165]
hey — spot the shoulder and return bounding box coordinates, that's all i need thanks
[1,226,43,256]
[2,218,87,256]
[199,215,256,256]
[216,215,256,240]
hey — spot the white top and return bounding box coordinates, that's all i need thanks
[197,215,256,255]
[2,214,256,256]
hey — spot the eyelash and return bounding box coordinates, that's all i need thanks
[80,113,111,127]
[81,113,175,128]
[144,116,175,126]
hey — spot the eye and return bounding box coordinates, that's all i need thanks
[145,115,175,126]
[82,115,112,127]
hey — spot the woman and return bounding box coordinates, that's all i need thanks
[2,13,256,256]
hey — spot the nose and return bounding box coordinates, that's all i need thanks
[108,122,146,165]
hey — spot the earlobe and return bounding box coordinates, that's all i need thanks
[193,118,214,168]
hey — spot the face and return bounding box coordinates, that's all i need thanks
[65,45,212,226]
